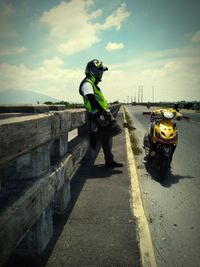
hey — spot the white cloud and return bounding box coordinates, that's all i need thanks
[42,57,64,69]
[39,1,129,55]
[91,9,102,19]
[102,63,199,102]
[58,34,100,55]
[98,3,130,31]
[192,30,200,42]
[102,46,200,102]
[106,41,124,52]
[0,57,83,102]
[1,43,199,103]
[39,0,100,55]
[0,46,27,56]
[84,0,94,7]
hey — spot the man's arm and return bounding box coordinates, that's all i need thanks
[86,93,105,113]
[81,82,112,124]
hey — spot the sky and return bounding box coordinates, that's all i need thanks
[0,0,200,103]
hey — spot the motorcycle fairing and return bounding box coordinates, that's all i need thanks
[152,120,178,144]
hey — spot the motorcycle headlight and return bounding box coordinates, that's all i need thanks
[163,111,175,119]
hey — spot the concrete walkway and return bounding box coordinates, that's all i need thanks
[45,110,140,267]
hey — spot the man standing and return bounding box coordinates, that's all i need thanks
[79,59,123,168]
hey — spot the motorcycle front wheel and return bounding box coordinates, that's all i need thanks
[159,155,170,181]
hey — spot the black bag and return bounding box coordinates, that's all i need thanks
[90,112,111,128]
[91,112,123,139]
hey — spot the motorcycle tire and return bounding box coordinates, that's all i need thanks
[159,155,170,181]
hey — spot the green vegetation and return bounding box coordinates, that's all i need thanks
[125,109,132,126]
[44,100,120,109]
[44,101,83,109]
[129,132,142,155]
[148,215,155,224]
[124,107,142,155]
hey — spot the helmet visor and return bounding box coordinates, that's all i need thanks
[92,68,104,81]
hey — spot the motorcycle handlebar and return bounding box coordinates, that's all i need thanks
[143,112,190,121]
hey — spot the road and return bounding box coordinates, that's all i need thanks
[126,105,200,267]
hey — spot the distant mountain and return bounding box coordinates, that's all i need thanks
[0,89,61,105]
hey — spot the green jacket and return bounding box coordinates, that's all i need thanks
[79,77,108,113]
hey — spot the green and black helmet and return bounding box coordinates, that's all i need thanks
[85,59,108,83]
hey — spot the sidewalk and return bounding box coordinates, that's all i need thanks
[44,109,141,267]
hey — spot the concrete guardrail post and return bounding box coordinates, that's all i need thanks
[16,204,53,256]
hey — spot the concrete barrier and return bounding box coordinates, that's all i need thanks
[0,104,121,266]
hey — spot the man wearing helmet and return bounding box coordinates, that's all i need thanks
[79,59,123,168]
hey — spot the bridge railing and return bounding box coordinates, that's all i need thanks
[0,104,121,266]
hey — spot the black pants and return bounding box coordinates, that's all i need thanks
[95,119,122,163]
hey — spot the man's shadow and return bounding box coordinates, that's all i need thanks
[46,144,122,262]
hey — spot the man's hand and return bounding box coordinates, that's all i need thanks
[91,110,113,128]
[101,110,114,121]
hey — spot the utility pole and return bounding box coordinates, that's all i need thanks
[138,87,140,103]
[152,86,154,102]
[127,96,130,104]
[138,86,144,103]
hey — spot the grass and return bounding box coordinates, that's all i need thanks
[124,107,142,156]
[148,215,155,224]
[129,132,142,155]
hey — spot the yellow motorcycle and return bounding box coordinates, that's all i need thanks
[143,108,189,181]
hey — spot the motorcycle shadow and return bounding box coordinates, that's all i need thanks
[143,156,194,187]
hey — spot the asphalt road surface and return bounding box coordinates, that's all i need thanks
[126,105,200,267]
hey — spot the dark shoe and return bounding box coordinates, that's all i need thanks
[105,161,124,168]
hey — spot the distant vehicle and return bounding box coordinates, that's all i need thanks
[172,103,180,112]
[146,102,151,109]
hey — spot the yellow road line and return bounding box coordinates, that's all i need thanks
[123,107,157,267]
